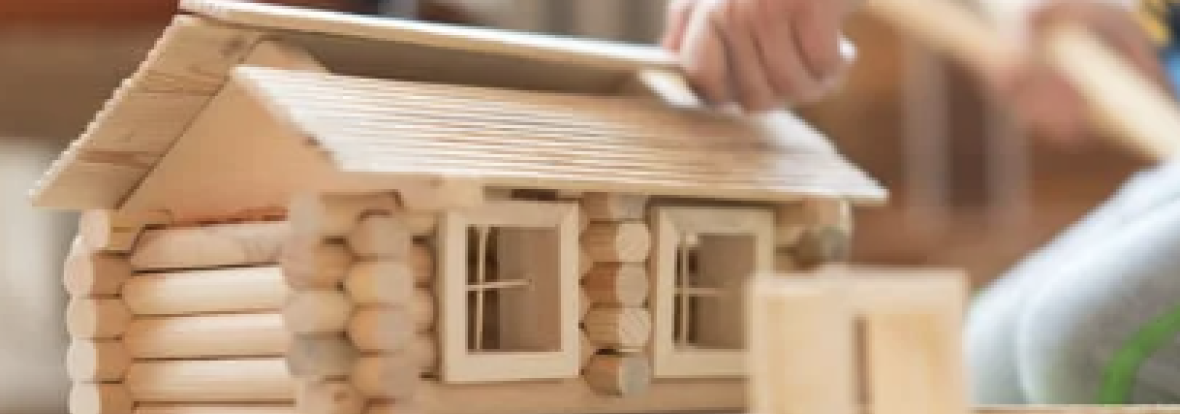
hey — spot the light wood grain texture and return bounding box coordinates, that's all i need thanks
[345,260,414,305]
[122,266,287,315]
[67,298,131,339]
[404,213,439,238]
[289,192,398,239]
[582,264,648,306]
[364,402,422,414]
[411,334,439,374]
[284,289,353,335]
[581,193,648,221]
[71,383,134,414]
[348,306,413,352]
[125,313,288,359]
[65,246,132,297]
[582,222,651,263]
[416,379,744,414]
[352,355,419,399]
[582,307,652,349]
[287,335,358,378]
[283,241,354,289]
[347,214,412,259]
[125,359,295,402]
[134,405,292,414]
[296,379,365,414]
[409,242,435,286]
[129,222,289,271]
[67,340,130,382]
[582,353,653,397]
[79,210,172,253]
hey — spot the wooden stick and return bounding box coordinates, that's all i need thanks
[346,214,412,259]
[284,290,353,335]
[123,266,287,316]
[286,335,358,378]
[581,222,651,263]
[582,353,653,397]
[582,264,648,306]
[71,383,133,414]
[581,193,648,221]
[282,241,354,289]
[134,406,293,414]
[67,298,131,339]
[345,260,414,306]
[409,242,434,286]
[289,192,399,239]
[296,379,365,414]
[79,209,171,253]
[348,306,414,352]
[67,340,130,382]
[581,306,652,349]
[125,359,296,402]
[130,222,290,271]
[65,247,132,297]
[125,313,288,359]
[352,355,419,399]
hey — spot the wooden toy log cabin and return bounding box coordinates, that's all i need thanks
[30,2,889,414]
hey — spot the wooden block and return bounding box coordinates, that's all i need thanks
[71,383,133,414]
[411,289,436,333]
[284,290,353,335]
[352,355,419,399]
[581,306,651,349]
[283,241,354,289]
[125,313,287,359]
[582,354,652,397]
[79,210,171,253]
[125,359,296,402]
[67,298,131,339]
[582,222,651,263]
[348,306,415,352]
[65,248,132,297]
[130,222,289,271]
[67,340,130,382]
[346,214,412,259]
[581,193,647,221]
[287,335,359,379]
[134,406,293,414]
[122,266,286,316]
[409,242,435,286]
[411,334,439,374]
[289,192,399,239]
[345,260,413,306]
[582,264,648,306]
[296,379,365,414]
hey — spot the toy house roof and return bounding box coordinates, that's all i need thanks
[30,0,886,216]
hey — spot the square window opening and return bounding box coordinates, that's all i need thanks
[671,233,755,351]
[464,225,561,354]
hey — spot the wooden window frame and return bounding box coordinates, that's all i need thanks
[650,206,775,378]
[438,199,581,383]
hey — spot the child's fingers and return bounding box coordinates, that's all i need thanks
[662,0,700,51]
[681,0,735,105]
[723,0,783,111]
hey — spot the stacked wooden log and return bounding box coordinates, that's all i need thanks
[285,193,435,414]
[68,210,294,414]
[578,193,654,396]
[775,198,854,271]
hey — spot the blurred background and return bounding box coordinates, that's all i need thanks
[0,0,1150,412]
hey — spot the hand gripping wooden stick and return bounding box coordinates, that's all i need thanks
[864,0,1180,161]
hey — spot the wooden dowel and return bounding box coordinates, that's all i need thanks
[348,306,413,352]
[352,355,419,399]
[297,379,365,414]
[284,289,353,335]
[286,335,358,378]
[581,222,651,263]
[581,193,648,221]
[67,298,131,339]
[410,333,439,373]
[282,241,353,289]
[347,214,412,259]
[582,354,653,397]
[345,260,414,306]
[581,334,600,369]
[290,193,399,239]
[134,405,293,414]
[67,340,130,382]
[80,210,171,253]
[129,222,290,271]
[125,359,296,402]
[125,313,288,359]
[412,289,436,332]
[403,212,439,238]
[582,306,652,349]
[71,383,133,414]
[123,266,287,316]
[409,242,434,286]
[65,247,131,297]
[582,264,648,306]
[579,249,594,279]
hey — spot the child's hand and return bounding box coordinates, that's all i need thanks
[985,0,1171,143]
[661,0,859,112]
